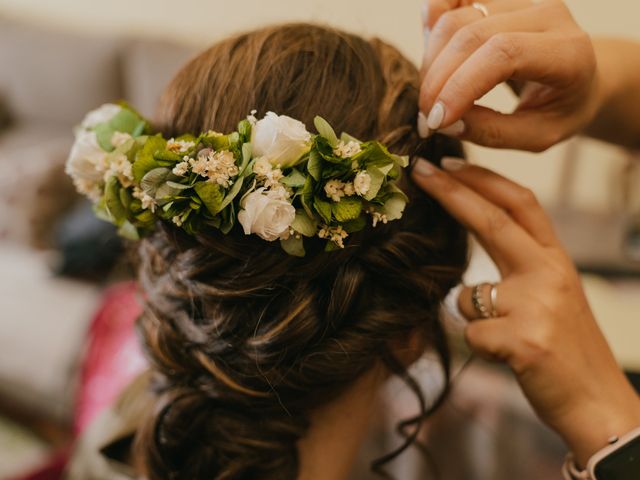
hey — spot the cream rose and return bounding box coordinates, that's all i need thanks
[81,103,121,130]
[65,129,109,199]
[251,112,312,168]
[238,187,295,241]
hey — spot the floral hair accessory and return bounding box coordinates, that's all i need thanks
[66,103,409,256]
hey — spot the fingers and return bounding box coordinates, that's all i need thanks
[442,160,561,246]
[421,4,551,115]
[425,32,581,129]
[423,0,465,30]
[410,159,544,273]
[464,318,513,361]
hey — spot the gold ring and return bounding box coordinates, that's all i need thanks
[471,2,490,18]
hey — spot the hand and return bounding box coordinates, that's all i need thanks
[419,0,600,152]
[410,157,640,465]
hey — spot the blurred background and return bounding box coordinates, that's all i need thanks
[0,0,638,479]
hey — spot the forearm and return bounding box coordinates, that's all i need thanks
[585,37,640,148]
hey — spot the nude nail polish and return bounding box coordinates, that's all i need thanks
[438,119,465,137]
[441,157,467,172]
[417,112,431,138]
[412,158,436,177]
[427,101,445,130]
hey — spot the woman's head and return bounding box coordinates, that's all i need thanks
[135,23,468,479]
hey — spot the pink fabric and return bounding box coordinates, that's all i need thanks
[73,281,147,435]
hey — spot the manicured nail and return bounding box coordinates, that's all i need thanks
[441,157,468,172]
[438,119,465,137]
[417,112,431,138]
[427,101,445,130]
[413,157,436,177]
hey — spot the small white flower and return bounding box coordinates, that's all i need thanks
[251,111,312,168]
[253,157,273,177]
[353,171,371,197]
[318,225,349,249]
[133,187,157,212]
[189,149,239,187]
[104,153,134,187]
[167,138,195,154]
[111,131,133,148]
[238,187,296,241]
[172,161,190,177]
[371,211,388,227]
[172,215,184,227]
[247,109,258,126]
[324,179,347,202]
[333,140,362,158]
[81,104,121,130]
[343,182,355,196]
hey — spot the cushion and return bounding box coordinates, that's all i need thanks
[121,38,198,119]
[0,20,123,125]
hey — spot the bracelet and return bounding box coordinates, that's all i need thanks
[562,452,593,480]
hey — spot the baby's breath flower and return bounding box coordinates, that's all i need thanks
[371,211,388,227]
[172,161,190,177]
[111,131,132,148]
[133,187,157,213]
[167,138,195,154]
[172,215,184,227]
[324,179,347,202]
[253,157,272,176]
[333,140,362,158]
[105,153,134,188]
[189,149,239,187]
[318,225,349,249]
[353,171,371,197]
[343,182,355,196]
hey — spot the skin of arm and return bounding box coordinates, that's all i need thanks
[587,37,640,149]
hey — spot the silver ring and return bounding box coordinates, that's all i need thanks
[471,283,491,319]
[471,2,490,18]
[489,283,499,317]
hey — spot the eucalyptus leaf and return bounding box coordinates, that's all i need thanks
[314,116,338,147]
[291,209,318,237]
[331,197,362,223]
[194,181,224,215]
[155,183,181,200]
[281,236,305,257]
[165,181,192,190]
[141,167,171,196]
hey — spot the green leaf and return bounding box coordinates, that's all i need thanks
[307,150,323,181]
[118,220,139,240]
[219,177,244,211]
[314,196,332,224]
[340,132,362,144]
[281,169,306,188]
[104,177,127,225]
[325,241,340,252]
[220,203,235,234]
[291,209,318,237]
[132,135,166,182]
[301,176,315,219]
[165,181,192,190]
[392,154,409,168]
[314,116,338,147]
[141,167,171,196]
[238,119,252,140]
[194,181,224,215]
[331,197,362,223]
[239,143,252,176]
[154,149,182,162]
[280,236,305,257]
[94,123,116,152]
[155,183,182,201]
[364,167,386,201]
[110,108,145,135]
[381,191,408,221]
[201,132,229,150]
[343,214,367,233]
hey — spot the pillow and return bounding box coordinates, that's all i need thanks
[0,20,123,125]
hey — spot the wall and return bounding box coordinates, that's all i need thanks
[0,0,638,209]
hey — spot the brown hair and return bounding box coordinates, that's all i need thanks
[133,23,468,479]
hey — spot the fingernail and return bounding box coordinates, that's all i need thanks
[427,101,445,130]
[441,157,468,172]
[417,112,431,138]
[412,157,436,177]
[438,119,465,137]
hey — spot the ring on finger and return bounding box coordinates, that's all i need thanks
[471,2,490,18]
[471,282,499,319]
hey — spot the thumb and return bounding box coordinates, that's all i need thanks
[459,105,563,152]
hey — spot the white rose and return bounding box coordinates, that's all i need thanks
[81,103,122,130]
[238,187,295,241]
[65,129,109,197]
[251,111,312,168]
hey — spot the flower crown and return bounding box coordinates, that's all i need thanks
[66,103,409,256]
